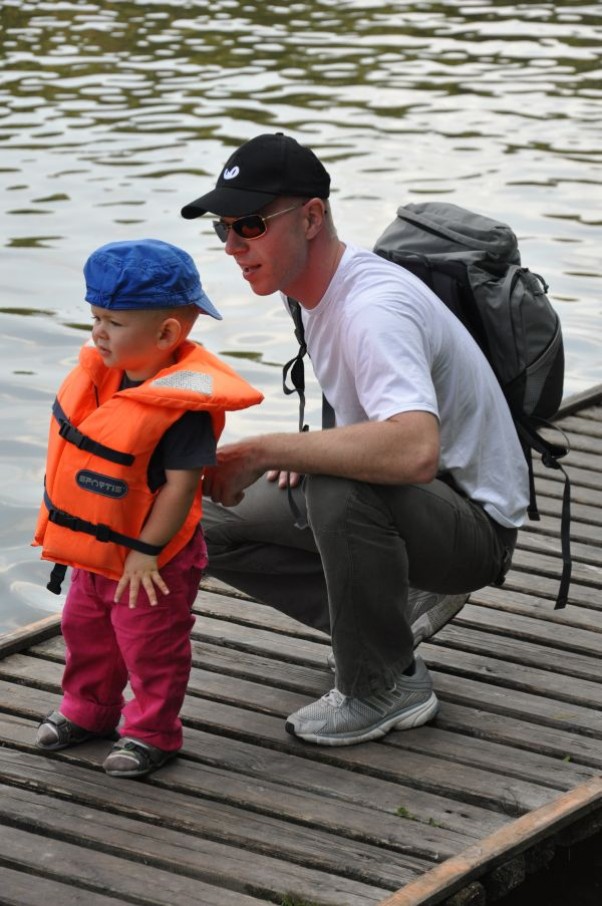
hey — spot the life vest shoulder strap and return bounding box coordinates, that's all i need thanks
[53,399,135,466]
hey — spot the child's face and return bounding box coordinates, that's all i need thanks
[91,306,168,379]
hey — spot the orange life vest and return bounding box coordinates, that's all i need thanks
[33,340,263,582]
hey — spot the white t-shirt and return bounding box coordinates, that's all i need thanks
[294,243,529,528]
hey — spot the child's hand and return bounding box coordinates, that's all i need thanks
[115,551,170,608]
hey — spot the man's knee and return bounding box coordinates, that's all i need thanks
[201,498,231,549]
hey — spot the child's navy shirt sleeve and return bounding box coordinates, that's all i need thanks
[148,411,216,491]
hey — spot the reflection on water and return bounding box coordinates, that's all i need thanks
[1,0,601,632]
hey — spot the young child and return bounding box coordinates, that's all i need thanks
[33,238,263,778]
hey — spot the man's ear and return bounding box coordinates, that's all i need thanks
[305,198,326,239]
[157,317,182,349]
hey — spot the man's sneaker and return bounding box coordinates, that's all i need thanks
[103,737,176,779]
[409,589,468,646]
[326,589,468,671]
[36,710,117,751]
[286,655,438,746]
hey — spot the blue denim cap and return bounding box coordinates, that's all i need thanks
[84,238,222,320]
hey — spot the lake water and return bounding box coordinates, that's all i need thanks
[1,0,601,634]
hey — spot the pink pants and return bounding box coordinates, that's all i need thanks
[59,527,207,751]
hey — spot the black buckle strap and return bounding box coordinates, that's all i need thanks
[45,492,163,558]
[53,399,134,466]
[47,563,67,595]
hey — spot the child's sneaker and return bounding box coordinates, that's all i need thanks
[103,737,176,778]
[36,710,115,750]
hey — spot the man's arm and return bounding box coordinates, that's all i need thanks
[203,411,439,507]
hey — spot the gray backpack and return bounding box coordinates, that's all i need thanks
[284,202,571,607]
[373,202,570,607]
[373,202,564,423]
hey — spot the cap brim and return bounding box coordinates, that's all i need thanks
[181,186,279,219]
[195,291,223,321]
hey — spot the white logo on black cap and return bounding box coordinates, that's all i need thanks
[223,166,240,180]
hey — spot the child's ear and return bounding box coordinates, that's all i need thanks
[157,317,182,349]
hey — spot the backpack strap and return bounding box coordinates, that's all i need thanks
[283,298,335,430]
[282,298,309,528]
[282,299,336,528]
[282,298,308,434]
[515,416,571,609]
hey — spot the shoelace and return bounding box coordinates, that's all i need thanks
[322,688,347,708]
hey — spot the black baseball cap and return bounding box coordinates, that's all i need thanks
[181,133,331,219]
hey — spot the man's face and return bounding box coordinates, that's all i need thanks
[215,198,311,298]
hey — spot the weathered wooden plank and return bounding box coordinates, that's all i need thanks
[496,569,600,608]
[435,671,602,739]
[184,668,596,792]
[10,610,600,726]
[422,643,601,710]
[467,586,602,634]
[194,586,329,640]
[521,512,602,546]
[193,614,330,665]
[0,675,562,816]
[534,463,602,496]
[0,710,507,840]
[530,473,602,506]
[556,413,602,439]
[180,701,563,816]
[378,777,602,906]
[0,824,273,906]
[556,431,602,455]
[0,613,61,660]
[4,639,598,797]
[528,492,602,526]
[509,548,602,588]
[536,446,602,473]
[9,642,600,777]
[0,780,418,894]
[431,622,602,683]
[0,866,135,906]
[381,720,595,791]
[516,531,602,568]
[435,702,602,770]
[0,736,453,873]
[455,601,602,655]
[1,383,601,906]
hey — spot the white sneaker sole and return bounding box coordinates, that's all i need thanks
[286,691,439,747]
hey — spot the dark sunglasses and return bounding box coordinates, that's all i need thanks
[212,202,305,243]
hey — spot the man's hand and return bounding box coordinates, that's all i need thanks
[266,470,303,489]
[203,440,264,506]
[115,551,170,608]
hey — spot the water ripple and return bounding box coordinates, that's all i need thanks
[0,0,601,630]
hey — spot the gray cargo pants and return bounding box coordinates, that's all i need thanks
[202,474,516,697]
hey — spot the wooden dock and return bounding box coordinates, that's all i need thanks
[1,388,601,906]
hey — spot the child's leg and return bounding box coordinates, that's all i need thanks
[110,529,205,752]
[60,568,128,733]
